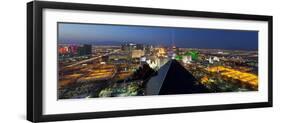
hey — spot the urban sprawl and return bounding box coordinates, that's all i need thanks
[58,43,258,99]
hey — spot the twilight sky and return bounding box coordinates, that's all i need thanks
[58,23,258,50]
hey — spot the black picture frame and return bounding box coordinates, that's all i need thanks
[27,1,273,122]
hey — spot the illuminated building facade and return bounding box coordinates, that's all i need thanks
[132,50,145,58]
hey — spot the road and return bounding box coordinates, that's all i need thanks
[64,49,121,68]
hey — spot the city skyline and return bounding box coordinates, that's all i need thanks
[58,23,258,50]
[58,22,259,99]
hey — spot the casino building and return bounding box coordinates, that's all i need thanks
[145,59,209,95]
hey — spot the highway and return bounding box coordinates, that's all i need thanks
[64,49,121,68]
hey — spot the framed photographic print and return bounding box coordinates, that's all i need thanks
[27,1,273,122]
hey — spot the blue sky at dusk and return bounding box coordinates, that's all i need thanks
[58,23,258,50]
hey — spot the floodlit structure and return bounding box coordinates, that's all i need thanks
[182,55,192,64]
[207,66,258,89]
[132,50,145,58]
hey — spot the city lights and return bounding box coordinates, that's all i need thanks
[57,23,258,99]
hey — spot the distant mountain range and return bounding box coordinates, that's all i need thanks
[58,40,257,51]
[90,41,125,46]
[59,41,125,46]
[59,40,160,46]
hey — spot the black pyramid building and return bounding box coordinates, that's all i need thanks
[145,59,209,95]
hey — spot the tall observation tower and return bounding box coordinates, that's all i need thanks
[171,29,176,48]
[170,29,178,59]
